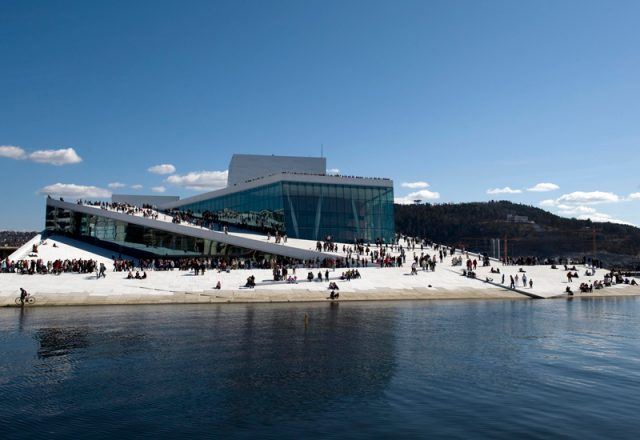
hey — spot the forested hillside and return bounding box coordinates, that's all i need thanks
[394,201,640,268]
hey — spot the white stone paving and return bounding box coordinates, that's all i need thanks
[2,234,639,304]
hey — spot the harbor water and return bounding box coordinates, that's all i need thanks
[1,298,639,439]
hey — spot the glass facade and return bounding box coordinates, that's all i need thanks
[177,183,285,233]
[177,180,395,243]
[45,206,277,259]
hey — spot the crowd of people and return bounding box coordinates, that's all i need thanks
[409,254,439,274]
[80,200,282,237]
[73,201,427,273]
[165,208,283,237]
[267,232,287,243]
[136,256,332,273]
[272,264,295,281]
[2,257,101,275]
[76,200,427,270]
[126,270,147,280]
[502,256,553,266]
[316,238,339,252]
[81,200,161,220]
[4,219,640,300]
[506,273,533,289]
[501,255,604,267]
[339,269,361,281]
[113,258,136,272]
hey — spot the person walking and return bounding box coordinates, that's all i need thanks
[98,263,107,279]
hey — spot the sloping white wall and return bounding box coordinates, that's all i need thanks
[47,199,340,261]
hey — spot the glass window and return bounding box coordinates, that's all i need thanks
[164,180,394,243]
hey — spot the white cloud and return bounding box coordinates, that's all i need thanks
[0,145,27,159]
[401,181,430,189]
[540,191,621,210]
[327,168,340,175]
[527,182,560,192]
[151,186,166,193]
[410,189,440,200]
[556,191,620,205]
[395,189,440,204]
[576,212,634,226]
[487,187,522,195]
[130,184,143,190]
[0,145,81,165]
[629,192,640,200]
[556,205,633,225]
[166,170,228,191]
[557,205,597,217]
[539,192,633,225]
[108,182,127,189]
[148,164,176,175]
[38,183,111,199]
[28,147,82,165]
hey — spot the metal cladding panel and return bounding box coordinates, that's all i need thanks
[228,154,326,186]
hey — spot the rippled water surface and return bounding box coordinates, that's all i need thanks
[1,298,640,439]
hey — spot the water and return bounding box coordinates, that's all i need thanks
[1,298,640,439]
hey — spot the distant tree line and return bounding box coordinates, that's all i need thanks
[0,231,37,247]
[394,201,640,266]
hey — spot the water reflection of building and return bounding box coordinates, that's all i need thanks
[13,305,397,434]
[214,303,398,422]
[35,327,90,359]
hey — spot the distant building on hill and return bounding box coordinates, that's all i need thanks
[506,214,534,224]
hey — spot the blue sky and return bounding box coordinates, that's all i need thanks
[2,0,640,230]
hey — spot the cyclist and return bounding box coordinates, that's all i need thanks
[19,288,28,306]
